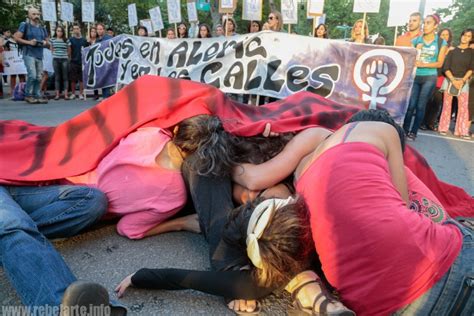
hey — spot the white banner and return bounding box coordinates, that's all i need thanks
[242,0,262,21]
[43,48,54,73]
[353,0,381,13]
[149,7,164,31]
[307,0,324,16]
[128,4,138,27]
[61,1,74,22]
[387,0,421,27]
[281,0,298,24]
[41,0,57,22]
[187,2,198,22]
[2,51,27,75]
[167,0,182,24]
[81,0,95,23]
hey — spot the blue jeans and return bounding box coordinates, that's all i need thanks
[403,75,437,135]
[0,185,107,310]
[394,219,473,315]
[23,55,43,99]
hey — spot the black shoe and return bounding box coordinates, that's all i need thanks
[419,125,428,130]
[61,281,127,316]
[407,133,417,141]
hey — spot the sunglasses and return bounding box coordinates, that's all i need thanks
[268,16,275,20]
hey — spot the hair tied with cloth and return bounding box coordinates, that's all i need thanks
[246,197,296,269]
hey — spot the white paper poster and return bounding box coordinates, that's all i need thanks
[187,2,198,22]
[43,48,54,73]
[281,0,298,24]
[353,0,381,13]
[387,0,421,27]
[307,0,324,16]
[61,1,74,22]
[81,0,95,23]
[140,20,153,35]
[149,7,164,31]
[242,0,262,21]
[167,0,182,24]
[128,3,138,27]
[1,51,27,75]
[41,0,57,22]
[221,0,233,9]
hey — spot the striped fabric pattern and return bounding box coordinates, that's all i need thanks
[51,38,70,59]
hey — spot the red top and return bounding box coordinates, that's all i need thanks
[296,142,462,315]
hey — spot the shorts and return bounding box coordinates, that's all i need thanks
[69,63,82,82]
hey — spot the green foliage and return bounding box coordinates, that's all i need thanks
[0,1,28,32]
[436,0,474,45]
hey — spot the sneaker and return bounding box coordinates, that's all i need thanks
[461,135,471,140]
[439,131,447,136]
[79,94,84,100]
[38,97,49,104]
[25,96,39,104]
[407,133,416,141]
[69,94,76,100]
[54,95,60,100]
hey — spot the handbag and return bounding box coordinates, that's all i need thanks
[447,80,462,97]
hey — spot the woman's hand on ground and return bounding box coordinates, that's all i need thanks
[228,299,258,313]
[115,273,135,298]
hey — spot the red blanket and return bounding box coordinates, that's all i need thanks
[1,76,472,217]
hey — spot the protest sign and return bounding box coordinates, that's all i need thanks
[167,0,182,24]
[307,0,324,16]
[281,0,298,24]
[387,0,421,27]
[353,0,381,13]
[2,51,27,75]
[61,1,74,22]
[82,0,95,23]
[219,0,236,13]
[41,0,57,22]
[82,33,416,123]
[128,3,138,27]
[242,0,262,21]
[43,48,54,73]
[140,20,153,35]
[187,1,198,22]
[149,7,164,31]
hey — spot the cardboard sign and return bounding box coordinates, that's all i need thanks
[61,1,74,22]
[242,0,262,21]
[128,3,138,27]
[307,0,324,16]
[81,0,95,23]
[353,0,381,13]
[387,0,421,27]
[149,7,164,31]
[187,1,198,22]
[167,0,182,24]
[219,0,237,13]
[281,0,298,24]
[41,0,57,22]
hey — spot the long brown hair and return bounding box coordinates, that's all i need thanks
[224,197,313,288]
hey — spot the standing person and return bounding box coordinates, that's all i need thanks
[314,23,328,39]
[95,23,112,99]
[14,7,49,104]
[248,21,262,33]
[50,25,70,100]
[223,17,237,36]
[177,23,188,38]
[403,14,448,141]
[395,12,423,47]
[350,19,369,43]
[438,28,474,139]
[265,11,283,32]
[3,29,26,98]
[197,24,212,38]
[107,27,115,37]
[137,26,148,37]
[166,28,176,39]
[69,24,88,100]
[87,26,100,100]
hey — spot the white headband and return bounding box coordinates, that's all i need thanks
[246,197,295,269]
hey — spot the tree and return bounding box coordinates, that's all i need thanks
[0,1,28,32]
[436,0,474,45]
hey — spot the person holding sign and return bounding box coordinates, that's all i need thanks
[138,26,149,37]
[314,24,328,39]
[14,8,50,104]
[178,23,189,38]
[264,11,283,32]
[349,19,370,43]
[395,12,423,47]
[403,14,448,141]
[223,17,238,36]
[198,24,212,38]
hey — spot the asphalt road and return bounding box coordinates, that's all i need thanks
[0,95,473,316]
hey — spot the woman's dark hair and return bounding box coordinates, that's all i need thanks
[426,13,440,25]
[314,23,328,39]
[460,28,474,41]
[247,20,262,33]
[178,22,188,38]
[439,28,453,46]
[223,17,236,34]
[138,26,148,37]
[54,26,67,42]
[347,109,406,152]
[224,196,313,288]
[197,24,212,38]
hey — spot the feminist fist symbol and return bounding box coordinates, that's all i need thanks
[363,60,389,109]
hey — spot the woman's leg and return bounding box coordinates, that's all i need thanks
[410,76,437,136]
[403,77,422,134]
[53,59,61,97]
[438,92,453,133]
[453,91,470,137]
[61,59,69,98]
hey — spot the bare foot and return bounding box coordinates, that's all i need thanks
[228,299,258,314]
[179,214,201,233]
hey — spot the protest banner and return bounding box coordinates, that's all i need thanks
[41,0,57,22]
[167,0,182,24]
[187,1,198,22]
[307,0,324,16]
[82,0,95,23]
[149,6,164,32]
[82,33,416,123]
[281,0,298,27]
[128,3,138,29]
[2,51,27,75]
[242,0,262,21]
[61,1,74,22]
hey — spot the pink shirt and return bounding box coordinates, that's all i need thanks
[64,127,186,239]
[296,142,462,315]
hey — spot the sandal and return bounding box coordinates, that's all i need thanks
[288,276,355,316]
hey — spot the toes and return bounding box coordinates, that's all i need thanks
[246,300,257,312]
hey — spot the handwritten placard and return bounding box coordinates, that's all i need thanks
[41,0,57,22]
[307,0,324,16]
[187,1,198,22]
[353,0,381,13]
[149,7,164,31]
[128,3,138,27]
[140,20,153,35]
[81,0,95,23]
[387,0,420,27]
[61,1,74,22]
[167,0,182,24]
[281,0,298,24]
[242,0,262,21]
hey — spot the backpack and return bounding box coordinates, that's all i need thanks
[12,82,26,101]
[17,22,29,54]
